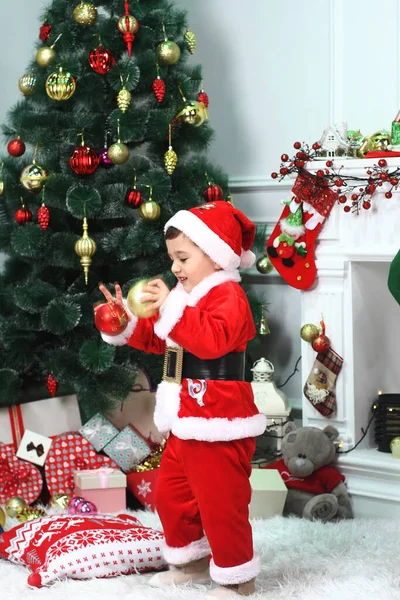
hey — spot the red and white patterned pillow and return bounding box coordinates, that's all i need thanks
[0,513,167,587]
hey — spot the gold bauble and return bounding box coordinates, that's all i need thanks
[5,496,27,518]
[0,180,5,196]
[36,46,56,67]
[300,323,320,343]
[17,507,47,523]
[176,100,207,127]
[20,163,48,191]
[107,142,129,165]
[184,28,197,54]
[73,2,97,26]
[139,200,161,221]
[75,217,97,285]
[156,40,181,65]
[164,146,177,175]
[117,87,132,113]
[18,73,36,96]
[0,506,5,527]
[127,279,158,319]
[117,14,139,34]
[256,256,274,274]
[46,67,76,101]
[50,493,70,510]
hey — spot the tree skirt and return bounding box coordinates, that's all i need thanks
[1,511,400,600]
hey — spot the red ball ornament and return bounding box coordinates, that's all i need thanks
[88,46,116,75]
[280,167,288,175]
[378,158,387,168]
[197,90,209,108]
[94,302,129,336]
[281,154,289,162]
[126,188,143,208]
[15,206,32,224]
[344,206,351,213]
[203,184,224,202]
[8,137,26,157]
[47,373,58,397]
[152,77,166,103]
[70,144,100,175]
[312,142,321,150]
[271,172,278,179]
[312,334,331,353]
[37,204,50,230]
[385,191,392,199]
[363,201,371,209]
[326,160,333,167]
[293,141,301,149]
[339,195,347,204]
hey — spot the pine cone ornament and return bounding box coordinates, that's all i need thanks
[152,77,166,103]
[37,204,50,230]
[184,28,196,54]
[117,87,131,113]
[198,90,209,108]
[47,373,58,397]
[164,146,178,175]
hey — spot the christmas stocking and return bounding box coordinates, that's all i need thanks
[266,173,338,290]
[303,348,343,417]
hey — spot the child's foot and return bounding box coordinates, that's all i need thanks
[204,578,256,598]
[148,557,210,587]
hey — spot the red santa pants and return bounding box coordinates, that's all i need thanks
[155,434,260,585]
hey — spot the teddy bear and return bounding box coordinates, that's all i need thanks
[263,422,353,522]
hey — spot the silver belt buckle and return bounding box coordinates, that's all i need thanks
[162,346,184,384]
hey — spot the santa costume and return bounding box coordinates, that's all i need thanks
[101,201,267,587]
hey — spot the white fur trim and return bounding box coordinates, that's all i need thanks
[240,249,255,268]
[210,554,261,585]
[154,284,188,340]
[163,536,211,565]
[187,270,241,307]
[171,413,267,442]
[165,210,241,270]
[153,380,181,435]
[100,300,138,346]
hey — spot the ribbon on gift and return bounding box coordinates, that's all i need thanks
[82,417,117,441]
[67,457,90,490]
[112,439,148,464]
[292,173,338,218]
[8,405,24,448]
[0,457,30,496]
[77,467,115,488]
[26,442,45,457]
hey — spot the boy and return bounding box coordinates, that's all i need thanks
[97,201,267,598]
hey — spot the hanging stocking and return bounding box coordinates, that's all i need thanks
[303,348,343,417]
[266,173,338,290]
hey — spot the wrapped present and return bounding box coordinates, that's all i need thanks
[16,430,53,467]
[0,395,82,448]
[103,425,152,473]
[79,413,119,452]
[0,443,43,504]
[73,468,127,513]
[45,433,119,497]
[249,468,288,518]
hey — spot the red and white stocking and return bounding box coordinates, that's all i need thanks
[303,348,343,417]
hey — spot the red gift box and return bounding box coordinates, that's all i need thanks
[126,468,159,511]
[45,433,119,497]
[0,443,43,504]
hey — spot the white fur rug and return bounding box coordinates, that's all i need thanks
[2,512,400,600]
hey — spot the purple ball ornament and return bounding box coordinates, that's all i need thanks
[76,500,98,515]
[68,496,86,514]
[98,146,113,168]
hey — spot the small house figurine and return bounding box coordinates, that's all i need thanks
[318,123,349,157]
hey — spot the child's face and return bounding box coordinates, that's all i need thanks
[166,233,221,292]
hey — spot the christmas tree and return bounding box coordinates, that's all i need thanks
[0,0,264,419]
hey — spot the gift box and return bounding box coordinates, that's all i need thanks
[249,468,288,519]
[0,395,82,448]
[16,430,53,467]
[45,432,119,496]
[0,443,43,504]
[79,413,119,452]
[103,425,152,473]
[126,468,159,511]
[73,468,127,513]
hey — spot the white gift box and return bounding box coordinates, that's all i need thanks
[16,429,53,467]
[0,395,82,448]
[249,468,288,519]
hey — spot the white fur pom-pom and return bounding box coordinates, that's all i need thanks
[240,249,256,269]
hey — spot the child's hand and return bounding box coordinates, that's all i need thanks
[141,279,170,313]
[94,283,132,321]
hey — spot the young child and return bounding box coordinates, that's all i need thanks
[96,200,267,598]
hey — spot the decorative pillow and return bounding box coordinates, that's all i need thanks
[0,513,167,587]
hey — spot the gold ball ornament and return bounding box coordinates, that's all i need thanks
[73,2,97,26]
[156,40,181,65]
[256,255,274,274]
[75,217,97,285]
[127,279,159,319]
[107,142,130,165]
[117,87,132,113]
[5,496,27,518]
[20,163,48,191]
[46,67,76,101]
[176,100,207,127]
[300,323,320,343]
[50,493,71,510]
[18,73,36,96]
[164,146,178,175]
[139,200,161,221]
[36,46,56,67]
[17,507,47,523]
[0,506,5,528]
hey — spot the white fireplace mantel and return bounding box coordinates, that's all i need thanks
[301,157,400,518]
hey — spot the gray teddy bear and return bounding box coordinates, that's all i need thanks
[265,422,353,521]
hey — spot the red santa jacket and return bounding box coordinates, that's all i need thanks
[101,270,267,442]
[264,458,345,494]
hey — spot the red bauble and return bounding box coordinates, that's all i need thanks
[94,302,129,336]
[126,188,143,208]
[197,90,209,108]
[378,159,387,168]
[152,77,166,103]
[70,145,100,175]
[88,46,116,75]
[47,373,58,398]
[15,207,32,224]
[312,334,331,353]
[203,184,224,202]
[37,204,50,230]
[39,21,52,43]
[7,137,26,157]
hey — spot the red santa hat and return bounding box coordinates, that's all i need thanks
[164,201,256,271]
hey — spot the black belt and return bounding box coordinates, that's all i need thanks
[162,347,245,384]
